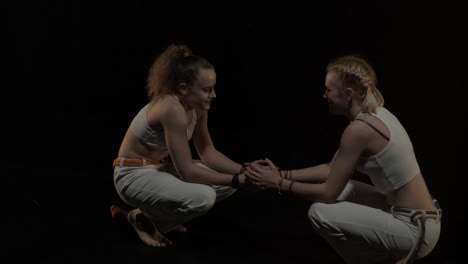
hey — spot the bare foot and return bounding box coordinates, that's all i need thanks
[110,205,171,247]
[128,209,172,247]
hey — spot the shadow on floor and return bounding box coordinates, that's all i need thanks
[5,169,457,264]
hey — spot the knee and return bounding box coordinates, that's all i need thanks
[307,202,332,232]
[185,186,216,214]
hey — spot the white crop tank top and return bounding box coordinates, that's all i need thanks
[129,103,197,151]
[355,107,420,195]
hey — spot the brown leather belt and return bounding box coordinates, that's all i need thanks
[113,158,165,167]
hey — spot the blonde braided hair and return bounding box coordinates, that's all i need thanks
[327,55,384,113]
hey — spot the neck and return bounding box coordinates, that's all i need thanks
[175,94,193,111]
[349,104,363,120]
[351,111,362,120]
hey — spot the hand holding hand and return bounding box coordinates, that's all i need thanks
[245,158,282,190]
[238,173,265,192]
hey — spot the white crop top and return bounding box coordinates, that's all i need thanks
[355,107,420,195]
[129,103,197,151]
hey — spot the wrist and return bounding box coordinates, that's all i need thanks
[239,164,247,174]
[231,173,240,189]
[278,169,283,178]
[279,169,293,180]
[277,177,284,195]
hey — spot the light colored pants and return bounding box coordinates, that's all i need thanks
[113,161,236,233]
[308,180,441,264]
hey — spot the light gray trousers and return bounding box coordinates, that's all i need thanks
[308,180,441,264]
[113,161,236,233]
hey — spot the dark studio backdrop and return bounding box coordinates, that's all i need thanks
[5,0,465,263]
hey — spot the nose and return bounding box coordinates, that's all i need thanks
[209,89,216,99]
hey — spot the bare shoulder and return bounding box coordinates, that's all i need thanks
[353,114,390,140]
[147,96,185,126]
[341,121,371,147]
[150,96,183,114]
[344,121,372,138]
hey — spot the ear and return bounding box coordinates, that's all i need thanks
[345,87,354,98]
[179,82,189,95]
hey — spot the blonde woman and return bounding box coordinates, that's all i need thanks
[246,55,441,264]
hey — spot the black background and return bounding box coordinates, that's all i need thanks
[5,1,465,263]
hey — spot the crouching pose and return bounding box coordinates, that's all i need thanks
[111,44,261,247]
[246,55,441,263]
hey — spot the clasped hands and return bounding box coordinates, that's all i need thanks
[239,158,281,191]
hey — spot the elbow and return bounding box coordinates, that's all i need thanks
[174,166,194,182]
[178,172,189,182]
[317,184,340,204]
[305,193,336,204]
[319,196,338,204]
